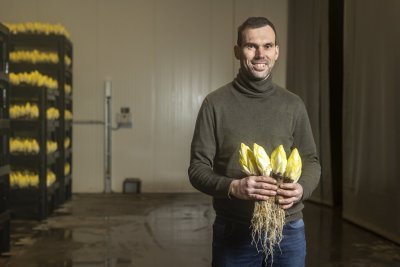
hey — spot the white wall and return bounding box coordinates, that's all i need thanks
[0,0,288,193]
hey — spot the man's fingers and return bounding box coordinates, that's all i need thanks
[279,183,297,189]
[249,194,269,201]
[244,187,276,198]
[280,202,294,209]
[253,188,277,196]
[250,176,278,191]
[234,176,283,200]
[253,183,278,191]
[276,196,296,209]
[253,176,277,184]
[277,196,296,204]
[277,188,296,197]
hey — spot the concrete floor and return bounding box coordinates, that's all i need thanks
[0,193,399,267]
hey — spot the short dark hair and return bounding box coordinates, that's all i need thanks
[237,17,278,46]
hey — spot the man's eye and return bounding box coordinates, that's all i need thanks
[246,44,256,49]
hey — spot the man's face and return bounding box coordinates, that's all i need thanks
[234,25,279,80]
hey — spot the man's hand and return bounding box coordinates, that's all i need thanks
[276,183,303,209]
[229,176,278,201]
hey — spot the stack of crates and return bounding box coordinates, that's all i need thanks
[7,24,73,220]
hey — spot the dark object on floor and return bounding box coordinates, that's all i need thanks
[123,178,141,194]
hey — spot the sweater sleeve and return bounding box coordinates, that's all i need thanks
[292,101,321,200]
[188,98,234,198]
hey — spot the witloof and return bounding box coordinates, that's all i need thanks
[239,143,302,262]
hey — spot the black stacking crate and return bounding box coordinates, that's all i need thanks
[0,22,10,254]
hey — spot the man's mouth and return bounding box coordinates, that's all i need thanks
[252,63,267,71]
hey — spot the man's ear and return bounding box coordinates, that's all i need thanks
[275,45,279,60]
[234,45,240,60]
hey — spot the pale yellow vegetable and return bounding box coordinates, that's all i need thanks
[285,148,302,183]
[253,143,271,176]
[270,144,287,176]
[239,143,258,176]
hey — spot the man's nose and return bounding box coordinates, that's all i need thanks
[255,47,266,58]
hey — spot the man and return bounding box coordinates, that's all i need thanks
[188,17,321,266]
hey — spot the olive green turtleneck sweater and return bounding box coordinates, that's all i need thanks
[188,70,321,224]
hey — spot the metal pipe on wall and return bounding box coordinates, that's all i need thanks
[104,79,112,193]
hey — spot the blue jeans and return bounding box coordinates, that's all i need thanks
[212,216,306,267]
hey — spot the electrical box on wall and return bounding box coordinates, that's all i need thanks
[116,107,132,128]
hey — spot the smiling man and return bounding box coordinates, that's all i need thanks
[189,17,321,267]
[234,21,279,81]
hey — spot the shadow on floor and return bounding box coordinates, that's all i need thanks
[0,193,399,267]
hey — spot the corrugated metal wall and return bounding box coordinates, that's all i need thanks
[0,0,288,192]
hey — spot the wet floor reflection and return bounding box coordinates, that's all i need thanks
[304,202,400,267]
[1,194,214,267]
[0,194,399,267]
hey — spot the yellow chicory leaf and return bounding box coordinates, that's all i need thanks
[253,143,271,176]
[239,143,258,175]
[271,145,287,175]
[284,148,302,183]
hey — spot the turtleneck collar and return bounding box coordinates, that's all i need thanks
[233,69,275,98]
